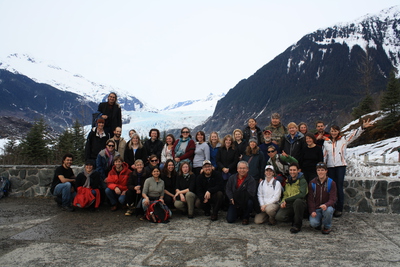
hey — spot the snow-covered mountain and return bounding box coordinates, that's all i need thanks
[0,53,152,112]
[162,93,225,111]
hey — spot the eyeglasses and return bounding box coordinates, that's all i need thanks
[150,159,159,162]
[181,131,190,134]
[107,145,115,147]
[267,150,276,153]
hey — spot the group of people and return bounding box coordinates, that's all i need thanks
[51,92,373,234]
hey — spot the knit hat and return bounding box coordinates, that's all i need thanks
[249,137,258,143]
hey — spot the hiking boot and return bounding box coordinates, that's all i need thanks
[242,219,249,225]
[333,211,342,217]
[125,209,134,216]
[61,206,75,212]
[268,218,277,226]
[322,228,331,234]
[110,205,118,211]
[313,225,322,231]
[290,227,301,234]
[54,196,62,207]
[211,214,218,221]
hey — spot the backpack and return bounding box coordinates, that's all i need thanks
[0,176,11,199]
[92,112,103,127]
[145,201,170,223]
[312,178,333,193]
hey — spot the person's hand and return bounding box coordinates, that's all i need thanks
[180,194,186,203]
[261,205,266,212]
[311,212,317,218]
[115,187,121,195]
[362,118,373,129]
[230,199,234,205]
[131,165,136,170]
[121,190,126,196]
[204,191,211,200]
[101,115,108,119]
[159,198,165,204]
[280,201,286,209]
[282,151,288,157]
[175,157,181,163]
[144,198,150,206]
[320,204,327,211]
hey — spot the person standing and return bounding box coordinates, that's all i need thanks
[50,153,76,212]
[259,130,280,161]
[301,133,323,183]
[110,127,127,160]
[323,118,373,217]
[143,129,164,163]
[85,118,110,161]
[314,121,330,147]
[97,92,122,137]
[172,127,196,170]
[192,131,210,176]
[264,113,287,148]
[282,122,305,162]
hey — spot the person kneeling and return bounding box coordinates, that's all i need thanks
[308,162,337,234]
[225,161,257,225]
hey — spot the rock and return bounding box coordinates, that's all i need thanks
[372,181,387,200]
[357,198,372,213]
[391,198,400,214]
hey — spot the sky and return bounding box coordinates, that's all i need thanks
[1,0,399,108]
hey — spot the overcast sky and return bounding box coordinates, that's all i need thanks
[1,1,399,108]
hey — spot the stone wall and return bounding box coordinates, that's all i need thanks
[1,165,399,214]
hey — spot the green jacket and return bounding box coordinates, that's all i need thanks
[281,173,308,203]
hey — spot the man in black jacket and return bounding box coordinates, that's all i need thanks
[98,92,122,137]
[196,160,224,221]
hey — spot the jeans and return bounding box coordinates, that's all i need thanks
[328,166,346,212]
[309,206,335,229]
[226,199,253,223]
[53,182,74,207]
[105,188,126,206]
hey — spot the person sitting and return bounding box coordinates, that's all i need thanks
[174,162,197,218]
[195,160,224,221]
[145,154,160,173]
[74,160,102,210]
[50,153,76,212]
[105,156,132,211]
[96,139,120,180]
[308,162,337,234]
[124,159,151,216]
[160,159,177,209]
[275,162,308,234]
[255,165,282,225]
[225,161,257,225]
[142,167,170,217]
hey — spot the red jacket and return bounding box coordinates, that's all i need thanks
[106,162,132,192]
[172,139,196,162]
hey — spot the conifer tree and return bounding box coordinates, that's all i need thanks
[20,118,51,164]
[352,94,374,119]
[380,70,400,114]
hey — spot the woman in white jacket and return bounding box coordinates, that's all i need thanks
[323,118,373,217]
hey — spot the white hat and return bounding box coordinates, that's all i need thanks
[265,165,274,171]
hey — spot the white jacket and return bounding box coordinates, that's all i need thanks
[323,126,364,168]
[257,178,282,206]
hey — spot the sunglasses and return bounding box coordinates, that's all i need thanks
[181,131,190,134]
[316,163,327,167]
[267,150,276,153]
[107,145,115,147]
[150,159,159,162]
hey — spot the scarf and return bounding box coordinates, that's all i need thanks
[174,137,191,157]
[105,148,115,168]
[183,173,190,182]
[83,169,91,188]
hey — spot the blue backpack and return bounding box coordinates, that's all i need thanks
[311,178,333,193]
[0,176,11,199]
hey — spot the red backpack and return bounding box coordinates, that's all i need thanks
[145,201,170,223]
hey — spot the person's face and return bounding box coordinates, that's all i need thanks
[114,159,122,169]
[316,123,325,133]
[249,141,257,149]
[305,136,314,146]
[150,157,159,166]
[181,164,190,174]
[181,129,190,138]
[132,136,139,145]
[114,127,121,138]
[97,122,104,129]
[152,168,160,178]
[234,131,242,141]
[271,118,280,126]
[129,130,135,138]
[106,142,115,152]
[225,137,232,148]
[63,157,73,168]
[197,133,204,142]
[264,132,272,142]
[330,128,340,139]
[299,125,307,134]
[108,93,116,104]
[267,148,277,157]
[317,168,328,179]
[248,119,256,129]
[289,166,300,178]
[210,133,218,143]
[265,169,274,178]
[150,131,158,140]
[166,136,173,145]
[85,164,94,173]
[237,163,249,177]
[288,126,297,135]
[203,164,212,176]
[167,161,175,172]
[135,162,144,172]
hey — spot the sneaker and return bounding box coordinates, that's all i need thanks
[322,228,331,234]
[61,206,75,212]
[211,214,218,221]
[268,218,277,226]
[290,227,301,234]
[242,219,249,225]
[333,211,342,217]
[54,196,62,207]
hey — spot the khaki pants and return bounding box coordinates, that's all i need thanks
[254,203,279,224]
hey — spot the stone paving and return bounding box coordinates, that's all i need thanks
[0,197,400,266]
